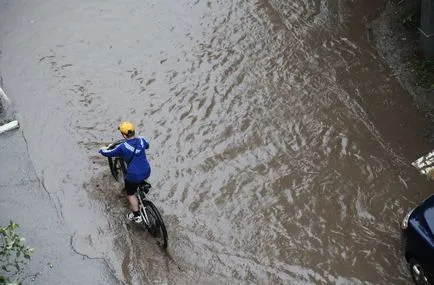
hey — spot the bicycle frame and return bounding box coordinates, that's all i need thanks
[137,189,151,226]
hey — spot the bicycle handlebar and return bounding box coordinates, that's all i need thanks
[106,139,126,150]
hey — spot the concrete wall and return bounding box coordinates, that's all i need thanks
[420,0,434,59]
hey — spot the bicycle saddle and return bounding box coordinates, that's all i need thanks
[140,181,152,189]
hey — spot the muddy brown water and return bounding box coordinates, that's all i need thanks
[0,0,433,284]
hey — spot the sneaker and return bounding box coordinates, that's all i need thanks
[127,212,142,223]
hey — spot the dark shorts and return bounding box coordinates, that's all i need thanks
[125,180,140,196]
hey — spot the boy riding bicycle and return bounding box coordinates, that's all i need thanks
[99,121,151,223]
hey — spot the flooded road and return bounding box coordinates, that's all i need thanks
[1,0,433,284]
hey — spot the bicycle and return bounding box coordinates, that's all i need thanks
[106,140,168,249]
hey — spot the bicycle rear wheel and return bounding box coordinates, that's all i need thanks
[140,200,168,249]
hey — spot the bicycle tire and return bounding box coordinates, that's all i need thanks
[141,199,168,249]
[108,157,116,179]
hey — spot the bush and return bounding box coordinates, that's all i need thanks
[0,221,34,285]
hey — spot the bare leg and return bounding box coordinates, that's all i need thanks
[127,194,139,212]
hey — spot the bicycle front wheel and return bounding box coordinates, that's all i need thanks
[108,157,126,182]
[140,200,168,249]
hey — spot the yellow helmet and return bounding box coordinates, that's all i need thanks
[118,121,135,136]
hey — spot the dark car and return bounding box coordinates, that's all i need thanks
[401,194,434,285]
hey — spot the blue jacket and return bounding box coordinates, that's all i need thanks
[99,137,151,183]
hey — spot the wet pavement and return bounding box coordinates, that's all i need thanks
[1,0,434,284]
[0,129,120,284]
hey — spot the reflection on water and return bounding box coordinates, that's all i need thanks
[0,0,431,284]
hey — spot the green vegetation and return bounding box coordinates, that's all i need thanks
[401,13,416,27]
[414,60,434,90]
[0,221,34,285]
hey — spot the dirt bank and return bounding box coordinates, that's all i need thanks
[369,0,434,142]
